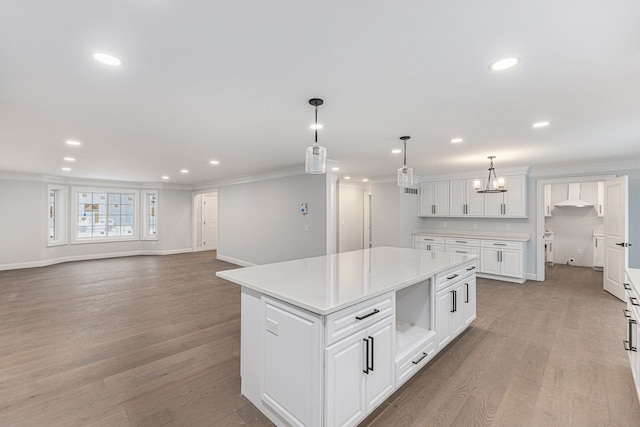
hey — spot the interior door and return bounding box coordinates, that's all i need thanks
[202,193,218,251]
[604,176,629,301]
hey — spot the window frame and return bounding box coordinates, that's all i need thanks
[141,190,159,241]
[47,184,68,247]
[71,187,139,244]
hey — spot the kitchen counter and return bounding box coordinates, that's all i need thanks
[217,246,476,315]
[413,228,531,242]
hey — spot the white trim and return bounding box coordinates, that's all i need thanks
[0,249,194,271]
[46,184,69,247]
[529,157,640,177]
[216,254,256,267]
[194,165,306,190]
[477,272,526,284]
[140,189,159,241]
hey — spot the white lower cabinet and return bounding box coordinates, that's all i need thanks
[436,281,465,349]
[624,270,640,403]
[325,316,395,427]
[462,276,477,326]
[480,240,524,281]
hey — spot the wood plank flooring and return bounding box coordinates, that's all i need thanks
[1,253,639,426]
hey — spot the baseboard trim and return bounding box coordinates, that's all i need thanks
[216,254,256,267]
[0,248,195,271]
[477,272,526,284]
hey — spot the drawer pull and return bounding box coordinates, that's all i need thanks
[493,243,507,246]
[631,297,640,307]
[456,251,467,254]
[466,266,476,271]
[446,274,459,280]
[412,351,430,365]
[624,283,632,290]
[456,240,467,244]
[356,309,380,321]
[624,309,632,318]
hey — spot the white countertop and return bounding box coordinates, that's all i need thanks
[627,268,640,288]
[217,246,476,315]
[413,229,530,242]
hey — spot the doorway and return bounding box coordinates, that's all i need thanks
[193,192,218,251]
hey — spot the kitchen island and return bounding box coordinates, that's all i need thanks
[217,246,477,427]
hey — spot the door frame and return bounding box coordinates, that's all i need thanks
[535,174,615,281]
[192,189,219,252]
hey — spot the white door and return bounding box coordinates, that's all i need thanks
[364,318,395,412]
[501,250,523,279]
[435,289,452,348]
[202,193,218,251]
[604,176,629,301]
[449,179,466,216]
[480,248,501,275]
[466,179,484,216]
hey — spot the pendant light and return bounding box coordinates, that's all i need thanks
[305,98,327,174]
[397,136,413,187]
[474,156,507,193]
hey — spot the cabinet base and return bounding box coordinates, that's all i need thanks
[477,272,525,284]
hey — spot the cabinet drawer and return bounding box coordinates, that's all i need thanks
[435,261,477,291]
[481,240,523,250]
[325,293,395,346]
[395,338,435,387]
[445,237,479,247]
[446,245,480,256]
[414,235,445,244]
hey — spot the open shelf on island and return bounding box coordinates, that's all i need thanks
[396,320,436,361]
[395,278,433,361]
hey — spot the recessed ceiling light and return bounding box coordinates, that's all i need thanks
[63,157,76,162]
[392,149,402,154]
[332,167,340,171]
[344,176,351,180]
[92,52,123,67]
[209,160,220,165]
[66,140,81,146]
[162,176,170,180]
[450,138,464,143]
[61,167,71,172]
[532,121,550,128]
[310,124,323,130]
[490,57,519,71]
[180,169,189,174]
[362,178,369,182]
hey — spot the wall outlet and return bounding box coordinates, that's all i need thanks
[443,222,447,228]
[506,223,512,231]
[304,224,309,232]
[472,223,477,230]
[577,248,583,255]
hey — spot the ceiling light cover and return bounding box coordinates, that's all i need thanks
[180,169,189,174]
[490,57,519,71]
[532,121,550,128]
[66,140,81,146]
[305,98,327,174]
[92,52,122,67]
[450,138,463,143]
[397,136,413,187]
[61,167,71,171]
[474,156,507,193]
[162,176,170,180]
[209,160,220,165]
[392,149,402,154]
[64,157,76,161]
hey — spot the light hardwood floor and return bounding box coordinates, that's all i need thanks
[0,252,638,426]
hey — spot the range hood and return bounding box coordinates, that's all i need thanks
[554,183,594,208]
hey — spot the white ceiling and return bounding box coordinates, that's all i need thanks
[1,0,640,186]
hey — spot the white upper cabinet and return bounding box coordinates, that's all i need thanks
[483,175,526,218]
[419,181,450,217]
[544,184,552,217]
[449,179,484,217]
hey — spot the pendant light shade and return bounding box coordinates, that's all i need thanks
[397,136,413,187]
[305,98,327,174]
[474,156,507,193]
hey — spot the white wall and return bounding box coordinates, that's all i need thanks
[0,174,193,270]
[337,182,366,253]
[217,173,327,266]
[545,182,603,267]
[371,182,423,249]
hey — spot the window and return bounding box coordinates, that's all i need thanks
[47,184,68,246]
[141,190,158,240]
[72,188,138,242]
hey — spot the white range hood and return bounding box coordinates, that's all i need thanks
[554,183,593,208]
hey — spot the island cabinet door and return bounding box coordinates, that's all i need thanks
[462,277,477,327]
[262,297,322,427]
[325,316,395,427]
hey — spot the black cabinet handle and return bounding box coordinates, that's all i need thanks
[454,290,458,312]
[450,290,456,313]
[412,351,429,365]
[616,242,633,247]
[362,338,369,373]
[624,340,635,352]
[465,283,469,303]
[456,251,467,254]
[624,309,632,318]
[368,336,374,372]
[466,265,476,271]
[356,309,380,320]
[447,273,459,280]
[631,297,640,307]
[624,283,632,290]
[456,240,467,244]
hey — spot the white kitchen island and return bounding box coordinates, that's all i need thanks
[217,246,477,427]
